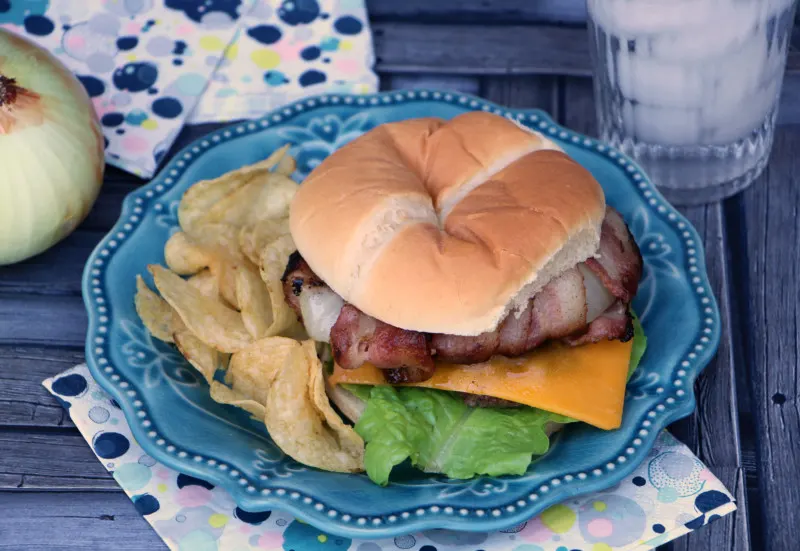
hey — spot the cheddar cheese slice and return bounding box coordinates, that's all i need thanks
[329,338,633,430]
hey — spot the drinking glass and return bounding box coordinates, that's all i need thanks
[587,0,798,205]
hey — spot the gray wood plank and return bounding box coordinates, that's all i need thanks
[367,0,588,24]
[480,75,560,115]
[80,179,138,232]
[0,294,85,347]
[372,23,592,77]
[669,205,750,551]
[733,126,800,551]
[0,492,165,550]
[0,231,103,296]
[372,23,800,79]
[382,74,481,95]
[562,78,597,136]
[0,431,115,490]
[0,347,84,428]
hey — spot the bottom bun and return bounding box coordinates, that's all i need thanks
[325,375,564,437]
[325,377,367,423]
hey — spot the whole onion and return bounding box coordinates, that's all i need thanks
[0,29,105,265]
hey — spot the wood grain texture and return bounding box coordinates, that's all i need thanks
[0,231,103,296]
[563,78,597,136]
[480,75,560,115]
[367,0,587,24]
[0,295,85,347]
[731,127,800,551]
[80,179,139,232]
[372,23,800,80]
[669,205,750,551]
[0,431,115,490]
[372,23,592,76]
[0,347,84,428]
[0,493,165,550]
[382,74,481,95]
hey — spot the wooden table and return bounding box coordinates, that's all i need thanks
[1,3,798,550]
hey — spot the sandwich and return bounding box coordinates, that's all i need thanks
[280,112,646,485]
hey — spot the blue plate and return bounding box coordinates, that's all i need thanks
[83,90,721,538]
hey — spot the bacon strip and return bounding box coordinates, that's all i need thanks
[584,207,642,303]
[330,304,434,383]
[562,300,633,346]
[431,267,587,363]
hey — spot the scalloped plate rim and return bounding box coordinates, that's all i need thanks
[82,89,721,538]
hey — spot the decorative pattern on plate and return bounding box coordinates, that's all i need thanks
[277,111,376,175]
[83,90,721,537]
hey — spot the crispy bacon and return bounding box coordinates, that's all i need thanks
[562,300,633,346]
[330,304,435,382]
[431,267,587,363]
[584,207,642,303]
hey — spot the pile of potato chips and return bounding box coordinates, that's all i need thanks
[134,146,364,474]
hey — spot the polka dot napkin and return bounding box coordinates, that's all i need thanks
[0,0,378,178]
[44,364,737,551]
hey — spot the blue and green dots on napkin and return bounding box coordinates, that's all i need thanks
[0,0,378,178]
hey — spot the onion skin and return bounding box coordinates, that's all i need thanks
[0,29,105,265]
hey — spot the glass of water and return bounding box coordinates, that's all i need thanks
[587,0,798,205]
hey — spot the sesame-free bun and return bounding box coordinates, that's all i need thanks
[289,112,605,336]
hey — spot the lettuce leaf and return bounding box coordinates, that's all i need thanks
[354,385,574,485]
[346,318,647,485]
[628,312,647,380]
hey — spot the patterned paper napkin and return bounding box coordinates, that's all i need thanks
[45,364,737,551]
[0,0,378,178]
[189,0,378,124]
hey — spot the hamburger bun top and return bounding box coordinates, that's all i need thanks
[289,111,605,336]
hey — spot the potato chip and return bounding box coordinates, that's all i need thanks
[265,342,364,473]
[185,223,250,309]
[249,174,299,222]
[275,151,296,176]
[259,233,306,339]
[164,232,212,275]
[227,336,299,402]
[260,233,296,282]
[209,261,241,310]
[134,275,184,342]
[177,145,293,234]
[150,265,252,353]
[236,267,274,339]
[210,382,266,419]
[262,143,292,170]
[187,223,246,265]
[239,217,291,266]
[208,336,299,420]
[203,173,298,229]
[304,340,365,458]
[174,329,225,384]
[187,269,219,299]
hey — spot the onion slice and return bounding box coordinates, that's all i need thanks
[579,263,616,322]
[298,286,345,343]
